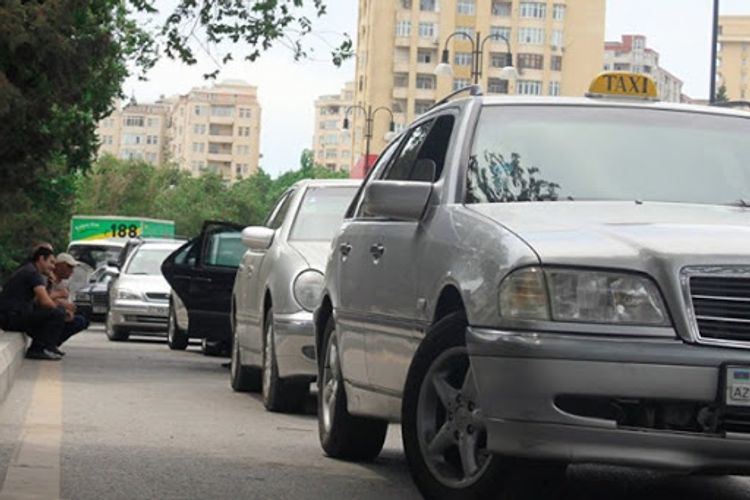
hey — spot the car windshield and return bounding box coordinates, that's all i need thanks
[125,247,174,275]
[289,187,357,241]
[68,245,122,269]
[467,105,750,206]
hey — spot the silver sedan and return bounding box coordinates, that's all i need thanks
[230,179,360,413]
[315,91,750,497]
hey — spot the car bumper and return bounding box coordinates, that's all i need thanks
[110,301,169,332]
[274,311,317,379]
[466,328,750,473]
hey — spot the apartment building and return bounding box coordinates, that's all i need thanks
[604,35,683,103]
[96,99,171,166]
[718,16,750,101]
[168,80,262,182]
[352,0,606,164]
[312,82,355,172]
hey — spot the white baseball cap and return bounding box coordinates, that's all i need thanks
[56,253,79,267]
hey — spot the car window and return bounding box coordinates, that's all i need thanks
[173,240,198,267]
[125,247,177,275]
[382,114,455,183]
[265,190,295,229]
[289,187,359,241]
[383,121,434,181]
[345,137,402,219]
[203,232,245,268]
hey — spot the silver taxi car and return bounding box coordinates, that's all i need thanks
[314,73,750,498]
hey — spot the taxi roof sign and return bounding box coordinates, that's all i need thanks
[587,72,659,101]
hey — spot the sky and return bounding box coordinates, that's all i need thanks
[124,0,750,177]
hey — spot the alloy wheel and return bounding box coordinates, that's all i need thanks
[321,333,340,433]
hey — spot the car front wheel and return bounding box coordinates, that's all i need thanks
[262,310,308,413]
[105,311,129,342]
[167,305,189,350]
[231,323,261,392]
[318,315,387,461]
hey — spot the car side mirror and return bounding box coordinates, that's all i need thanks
[361,180,433,221]
[107,259,119,268]
[241,226,275,251]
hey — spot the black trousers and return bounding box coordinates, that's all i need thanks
[0,306,65,351]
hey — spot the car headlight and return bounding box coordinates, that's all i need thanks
[116,289,142,301]
[293,270,325,312]
[76,292,91,302]
[499,267,669,326]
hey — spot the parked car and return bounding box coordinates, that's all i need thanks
[74,264,119,321]
[161,222,246,356]
[106,239,184,341]
[67,238,128,298]
[230,179,360,413]
[314,73,750,498]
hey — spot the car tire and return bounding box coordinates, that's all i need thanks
[318,315,387,461]
[201,338,225,356]
[402,311,566,500]
[262,310,308,413]
[167,305,189,351]
[231,324,261,392]
[105,311,130,342]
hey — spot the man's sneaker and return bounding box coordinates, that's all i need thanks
[26,349,62,361]
[49,347,66,356]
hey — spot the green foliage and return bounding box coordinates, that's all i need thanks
[716,84,730,103]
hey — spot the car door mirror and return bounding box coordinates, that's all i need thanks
[241,226,275,251]
[361,180,433,221]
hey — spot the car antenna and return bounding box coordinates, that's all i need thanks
[430,84,483,111]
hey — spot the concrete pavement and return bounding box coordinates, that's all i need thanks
[0,326,748,499]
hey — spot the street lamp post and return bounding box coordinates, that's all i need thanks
[343,104,395,172]
[710,0,720,103]
[434,31,519,87]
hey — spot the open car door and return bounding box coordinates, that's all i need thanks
[161,221,245,343]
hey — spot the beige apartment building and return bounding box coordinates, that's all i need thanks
[312,82,355,172]
[96,99,171,166]
[718,16,750,101]
[604,35,683,102]
[351,0,606,162]
[168,80,262,182]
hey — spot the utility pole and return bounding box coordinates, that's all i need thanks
[710,0,720,103]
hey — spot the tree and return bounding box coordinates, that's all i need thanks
[716,84,730,103]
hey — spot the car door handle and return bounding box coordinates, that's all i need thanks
[339,243,352,257]
[370,243,385,259]
[194,277,212,284]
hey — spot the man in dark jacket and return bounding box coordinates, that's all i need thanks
[0,247,66,360]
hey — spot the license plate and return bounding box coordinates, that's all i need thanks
[93,306,106,314]
[725,366,750,407]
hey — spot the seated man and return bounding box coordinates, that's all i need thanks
[48,253,89,351]
[0,247,66,360]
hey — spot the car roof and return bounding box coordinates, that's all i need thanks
[134,239,185,251]
[428,94,750,120]
[291,179,361,190]
[68,239,128,248]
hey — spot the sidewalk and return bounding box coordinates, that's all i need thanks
[0,331,26,404]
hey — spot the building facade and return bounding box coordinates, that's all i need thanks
[168,80,262,182]
[96,100,171,166]
[312,82,355,172]
[718,16,750,101]
[351,0,606,163]
[604,35,683,103]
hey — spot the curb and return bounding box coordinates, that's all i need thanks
[0,331,27,404]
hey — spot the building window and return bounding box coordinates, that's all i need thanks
[633,37,645,50]
[416,74,436,90]
[456,26,475,39]
[238,108,252,118]
[517,80,543,95]
[392,99,407,113]
[193,124,206,134]
[520,2,546,18]
[487,78,509,94]
[122,134,142,145]
[551,55,563,71]
[417,49,435,64]
[518,27,545,45]
[453,78,472,91]
[237,126,251,137]
[549,81,561,96]
[394,73,409,87]
[211,105,235,117]
[146,135,159,145]
[194,105,205,116]
[124,116,145,127]
[551,29,563,48]
[414,100,435,115]
[490,26,511,43]
[553,4,566,20]
[320,120,338,130]
[396,20,411,37]
[491,1,512,16]
[325,149,338,159]
[457,0,475,15]
[236,145,250,155]
[517,53,544,70]
[145,152,158,163]
[419,22,436,39]
[454,52,473,66]
[146,118,159,127]
[401,0,412,9]
[420,0,436,11]
[192,142,205,153]
[491,52,511,68]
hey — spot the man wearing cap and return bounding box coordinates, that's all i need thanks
[48,253,90,352]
